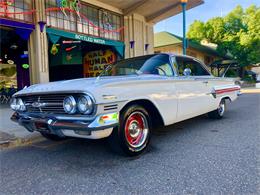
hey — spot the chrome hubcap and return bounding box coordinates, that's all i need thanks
[129,122,141,138]
[125,111,149,148]
[218,101,225,116]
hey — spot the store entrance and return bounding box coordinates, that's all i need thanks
[48,37,119,81]
[0,26,30,103]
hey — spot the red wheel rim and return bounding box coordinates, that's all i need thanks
[125,111,149,148]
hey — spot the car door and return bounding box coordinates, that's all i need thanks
[192,59,217,112]
[173,56,214,122]
[139,54,179,126]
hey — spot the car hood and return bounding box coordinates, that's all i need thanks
[14,75,167,96]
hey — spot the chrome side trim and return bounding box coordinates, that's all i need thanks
[97,100,127,105]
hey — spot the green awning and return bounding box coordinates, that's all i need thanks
[46,28,125,57]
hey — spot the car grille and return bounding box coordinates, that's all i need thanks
[21,94,68,114]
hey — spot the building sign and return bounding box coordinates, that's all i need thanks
[47,28,125,57]
[75,34,106,45]
[84,50,116,77]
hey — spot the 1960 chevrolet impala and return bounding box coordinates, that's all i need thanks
[10,54,241,156]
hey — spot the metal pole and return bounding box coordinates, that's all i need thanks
[181,2,187,55]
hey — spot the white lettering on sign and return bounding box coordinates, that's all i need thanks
[93,39,106,44]
[75,34,106,44]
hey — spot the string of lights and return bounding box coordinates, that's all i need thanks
[0,7,124,33]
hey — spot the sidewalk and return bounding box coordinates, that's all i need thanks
[0,104,42,148]
[241,86,260,94]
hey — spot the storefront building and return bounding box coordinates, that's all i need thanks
[0,0,33,90]
[154,31,231,66]
[0,0,203,88]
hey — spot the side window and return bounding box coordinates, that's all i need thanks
[156,63,174,76]
[140,55,174,77]
[176,57,210,76]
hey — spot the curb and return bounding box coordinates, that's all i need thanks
[0,133,45,150]
[241,88,260,94]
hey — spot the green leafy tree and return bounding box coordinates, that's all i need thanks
[187,20,205,42]
[204,17,225,43]
[187,5,260,67]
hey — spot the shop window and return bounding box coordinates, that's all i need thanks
[98,10,121,41]
[0,0,33,23]
[0,28,30,90]
[45,0,123,41]
[45,0,76,32]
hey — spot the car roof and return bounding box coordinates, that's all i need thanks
[125,53,198,61]
[162,52,198,60]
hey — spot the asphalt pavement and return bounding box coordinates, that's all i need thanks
[0,93,259,194]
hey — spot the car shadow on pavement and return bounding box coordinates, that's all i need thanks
[2,110,232,170]
[8,113,211,159]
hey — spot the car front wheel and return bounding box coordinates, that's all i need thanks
[108,104,152,156]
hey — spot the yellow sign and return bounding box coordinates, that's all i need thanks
[84,50,116,77]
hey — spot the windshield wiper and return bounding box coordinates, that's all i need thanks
[95,65,112,82]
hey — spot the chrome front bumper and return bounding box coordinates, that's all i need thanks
[11,112,119,139]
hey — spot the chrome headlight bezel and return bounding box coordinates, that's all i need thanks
[10,98,17,111]
[77,95,94,115]
[10,97,26,111]
[63,96,77,114]
[17,98,26,111]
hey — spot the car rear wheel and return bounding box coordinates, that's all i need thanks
[108,104,152,156]
[208,99,226,119]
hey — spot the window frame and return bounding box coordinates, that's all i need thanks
[44,0,124,41]
[149,54,176,77]
[154,62,175,77]
[170,56,179,77]
[0,0,34,23]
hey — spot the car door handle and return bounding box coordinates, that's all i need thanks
[202,81,208,84]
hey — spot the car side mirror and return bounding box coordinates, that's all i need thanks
[183,68,192,76]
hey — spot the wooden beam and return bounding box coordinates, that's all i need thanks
[147,0,204,23]
[123,0,150,16]
[146,1,181,22]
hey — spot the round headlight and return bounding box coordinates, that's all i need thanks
[10,98,26,111]
[63,96,77,114]
[10,98,17,111]
[77,95,94,114]
[17,98,26,111]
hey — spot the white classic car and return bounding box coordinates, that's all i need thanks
[10,54,241,156]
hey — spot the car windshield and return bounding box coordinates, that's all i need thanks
[99,54,173,77]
